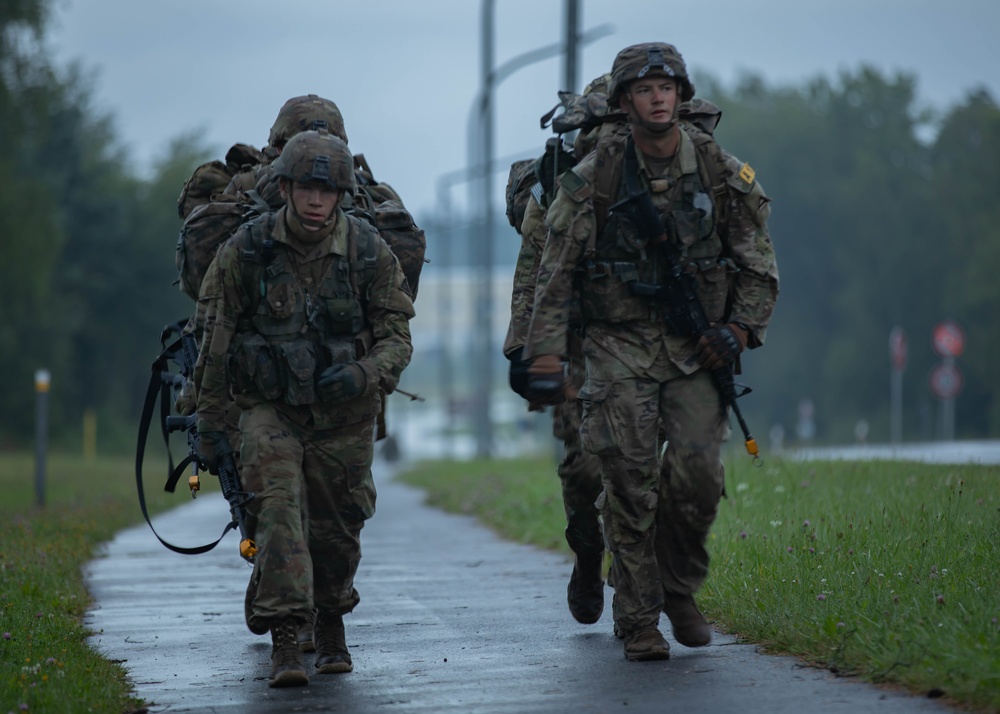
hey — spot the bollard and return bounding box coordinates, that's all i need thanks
[35,369,51,508]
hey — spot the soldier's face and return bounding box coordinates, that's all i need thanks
[286,181,341,229]
[622,77,679,127]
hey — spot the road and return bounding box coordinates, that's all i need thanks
[85,458,962,713]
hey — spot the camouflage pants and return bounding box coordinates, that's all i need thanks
[552,344,603,556]
[578,368,727,635]
[240,404,377,629]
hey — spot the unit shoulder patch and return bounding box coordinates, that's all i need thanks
[558,166,593,202]
[725,156,757,194]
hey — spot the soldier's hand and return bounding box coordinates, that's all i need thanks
[317,361,370,403]
[197,430,233,475]
[526,354,566,405]
[695,323,748,371]
[507,347,532,399]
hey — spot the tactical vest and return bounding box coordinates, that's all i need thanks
[228,212,379,406]
[580,129,734,325]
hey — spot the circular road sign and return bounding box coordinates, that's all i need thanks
[930,361,963,400]
[932,320,965,358]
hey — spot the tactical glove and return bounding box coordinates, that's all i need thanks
[317,361,371,404]
[526,354,566,405]
[197,430,234,476]
[507,346,532,399]
[695,323,748,371]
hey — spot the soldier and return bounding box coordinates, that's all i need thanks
[524,43,779,662]
[194,130,414,686]
[504,75,626,626]
[180,93,423,655]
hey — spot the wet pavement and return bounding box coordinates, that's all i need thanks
[85,458,959,714]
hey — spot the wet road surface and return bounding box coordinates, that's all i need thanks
[85,459,958,713]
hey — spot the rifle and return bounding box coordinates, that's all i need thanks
[608,140,761,464]
[135,324,257,563]
[164,413,257,563]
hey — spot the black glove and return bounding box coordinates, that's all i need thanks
[695,323,748,371]
[525,354,566,406]
[507,347,532,399]
[317,361,369,403]
[197,430,233,476]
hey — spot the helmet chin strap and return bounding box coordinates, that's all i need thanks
[631,114,677,135]
[287,193,335,231]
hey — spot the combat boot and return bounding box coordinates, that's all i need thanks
[663,592,712,647]
[314,612,353,674]
[268,619,309,688]
[244,566,268,636]
[297,610,316,653]
[622,625,670,662]
[567,549,604,624]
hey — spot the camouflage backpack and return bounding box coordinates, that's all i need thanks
[352,153,427,299]
[174,145,426,304]
[175,192,270,301]
[175,143,264,220]
[505,77,624,235]
[174,142,269,301]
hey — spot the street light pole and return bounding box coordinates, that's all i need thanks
[564,0,579,93]
[473,0,497,458]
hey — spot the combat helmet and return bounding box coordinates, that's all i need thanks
[268,94,348,148]
[608,43,695,107]
[270,129,356,195]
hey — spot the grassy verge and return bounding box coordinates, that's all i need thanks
[1,451,186,714]
[400,455,1000,713]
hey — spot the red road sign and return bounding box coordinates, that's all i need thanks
[889,326,907,370]
[930,361,963,400]
[932,320,965,358]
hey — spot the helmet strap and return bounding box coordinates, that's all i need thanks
[284,191,337,241]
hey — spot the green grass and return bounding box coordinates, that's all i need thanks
[1,450,189,714]
[400,455,1000,713]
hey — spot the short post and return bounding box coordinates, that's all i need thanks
[35,369,51,508]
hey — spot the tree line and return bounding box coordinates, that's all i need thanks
[1,3,997,451]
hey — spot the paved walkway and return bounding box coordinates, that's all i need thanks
[85,459,957,713]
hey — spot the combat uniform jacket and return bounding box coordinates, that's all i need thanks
[525,126,778,382]
[503,195,548,357]
[195,205,414,435]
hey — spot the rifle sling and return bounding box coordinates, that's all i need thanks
[135,335,238,557]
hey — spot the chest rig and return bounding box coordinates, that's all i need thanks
[580,131,733,325]
[228,213,379,406]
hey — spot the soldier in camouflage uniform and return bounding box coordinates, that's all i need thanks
[524,43,779,662]
[195,130,414,687]
[505,75,626,626]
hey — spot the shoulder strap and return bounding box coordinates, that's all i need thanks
[593,129,628,239]
[686,128,732,251]
[238,213,278,313]
[346,215,379,297]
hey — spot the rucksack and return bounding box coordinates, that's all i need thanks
[504,83,627,236]
[176,143,264,220]
[175,192,269,301]
[174,150,426,304]
[352,153,427,298]
[505,138,578,236]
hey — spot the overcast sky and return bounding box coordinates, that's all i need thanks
[47,0,1000,218]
